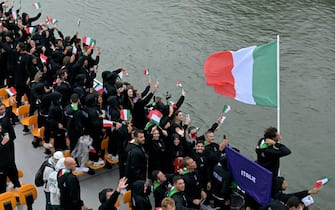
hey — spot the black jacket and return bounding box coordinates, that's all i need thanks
[256,138,291,178]
[125,142,148,186]
[57,169,83,210]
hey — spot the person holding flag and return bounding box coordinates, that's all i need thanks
[21,8,43,26]
[271,176,320,205]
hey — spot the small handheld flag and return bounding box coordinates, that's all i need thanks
[46,16,58,24]
[143,68,150,76]
[220,115,227,124]
[6,87,17,97]
[12,11,17,20]
[118,68,126,80]
[147,109,162,125]
[120,109,131,121]
[94,83,103,95]
[40,54,48,64]
[222,104,232,114]
[77,18,81,27]
[82,36,96,47]
[103,119,114,128]
[32,2,41,9]
[314,177,332,188]
[25,27,36,35]
[176,81,183,88]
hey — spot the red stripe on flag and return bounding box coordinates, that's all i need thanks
[204,51,236,98]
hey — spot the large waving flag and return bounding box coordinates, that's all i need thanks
[204,40,277,107]
[225,146,272,206]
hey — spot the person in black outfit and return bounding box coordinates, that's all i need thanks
[167,175,195,210]
[64,93,84,151]
[211,156,233,210]
[125,129,148,189]
[190,141,209,191]
[203,131,224,176]
[181,156,204,209]
[98,177,128,210]
[147,126,167,177]
[255,127,291,180]
[271,176,320,204]
[58,157,88,210]
[152,170,173,208]
[131,180,152,210]
[0,103,20,192]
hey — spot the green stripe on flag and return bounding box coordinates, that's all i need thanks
[252,40,277,107]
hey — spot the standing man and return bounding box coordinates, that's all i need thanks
[167,175,195,210]
[256,127,291,180]
[125,129,148,189]
[0,103,20,192]
[58,157,88,210]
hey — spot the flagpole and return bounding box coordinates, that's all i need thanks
[277,35,280,132]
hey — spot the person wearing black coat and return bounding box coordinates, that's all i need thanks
[190,141,209,190]
[0,103,20,192]
[64,93,84,151]
[82,93,103,162]
[203,131,224,176]
[98,177,128,210]
[131,80,158,130]
[181,157,203,209]
[58,157,88,210]
[152,170,173,208]
[211,156,233,210]
[271,176,320,204]
[168,175,195,210]
[131,180,152,210]
[147,126,167,176]
[125,129,148,189]
[256,127,291,180]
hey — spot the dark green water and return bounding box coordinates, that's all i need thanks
[20,0,335,208]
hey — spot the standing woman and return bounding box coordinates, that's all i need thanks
[147,126,168,176]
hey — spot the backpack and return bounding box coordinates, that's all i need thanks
[35,159,54,187]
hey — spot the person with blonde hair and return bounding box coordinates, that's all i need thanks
[161,197,176,210]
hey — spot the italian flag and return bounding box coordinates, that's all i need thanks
[143,68,150,76]
[6,87,17,96]
[204,40,277,107]
[40,54,48,64]
[118,68,127,80]
[82,36,96,47]
[12,11,17,20]
[120,109,131,121]
[71,44,77,55]
[103,119,114,128]
[94,83,103,94]
[46,16,58,24]
[25,27,36,35]
[32,2,41,9]
[169,100,177,108]
[222,104,232,114]
[314,177,332,188]
[176,81,183,88]
[147,109,162,125]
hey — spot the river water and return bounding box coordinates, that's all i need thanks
[20,0,335,209]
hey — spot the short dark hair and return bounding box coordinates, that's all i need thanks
[286,196,300,208]
[172,175,183,184]
[134,129,144,138]
[152,170,160,181]
[264,127,278,139]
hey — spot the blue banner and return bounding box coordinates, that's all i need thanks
[225,146,272,206]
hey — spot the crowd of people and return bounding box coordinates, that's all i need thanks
[0,1,322,210]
